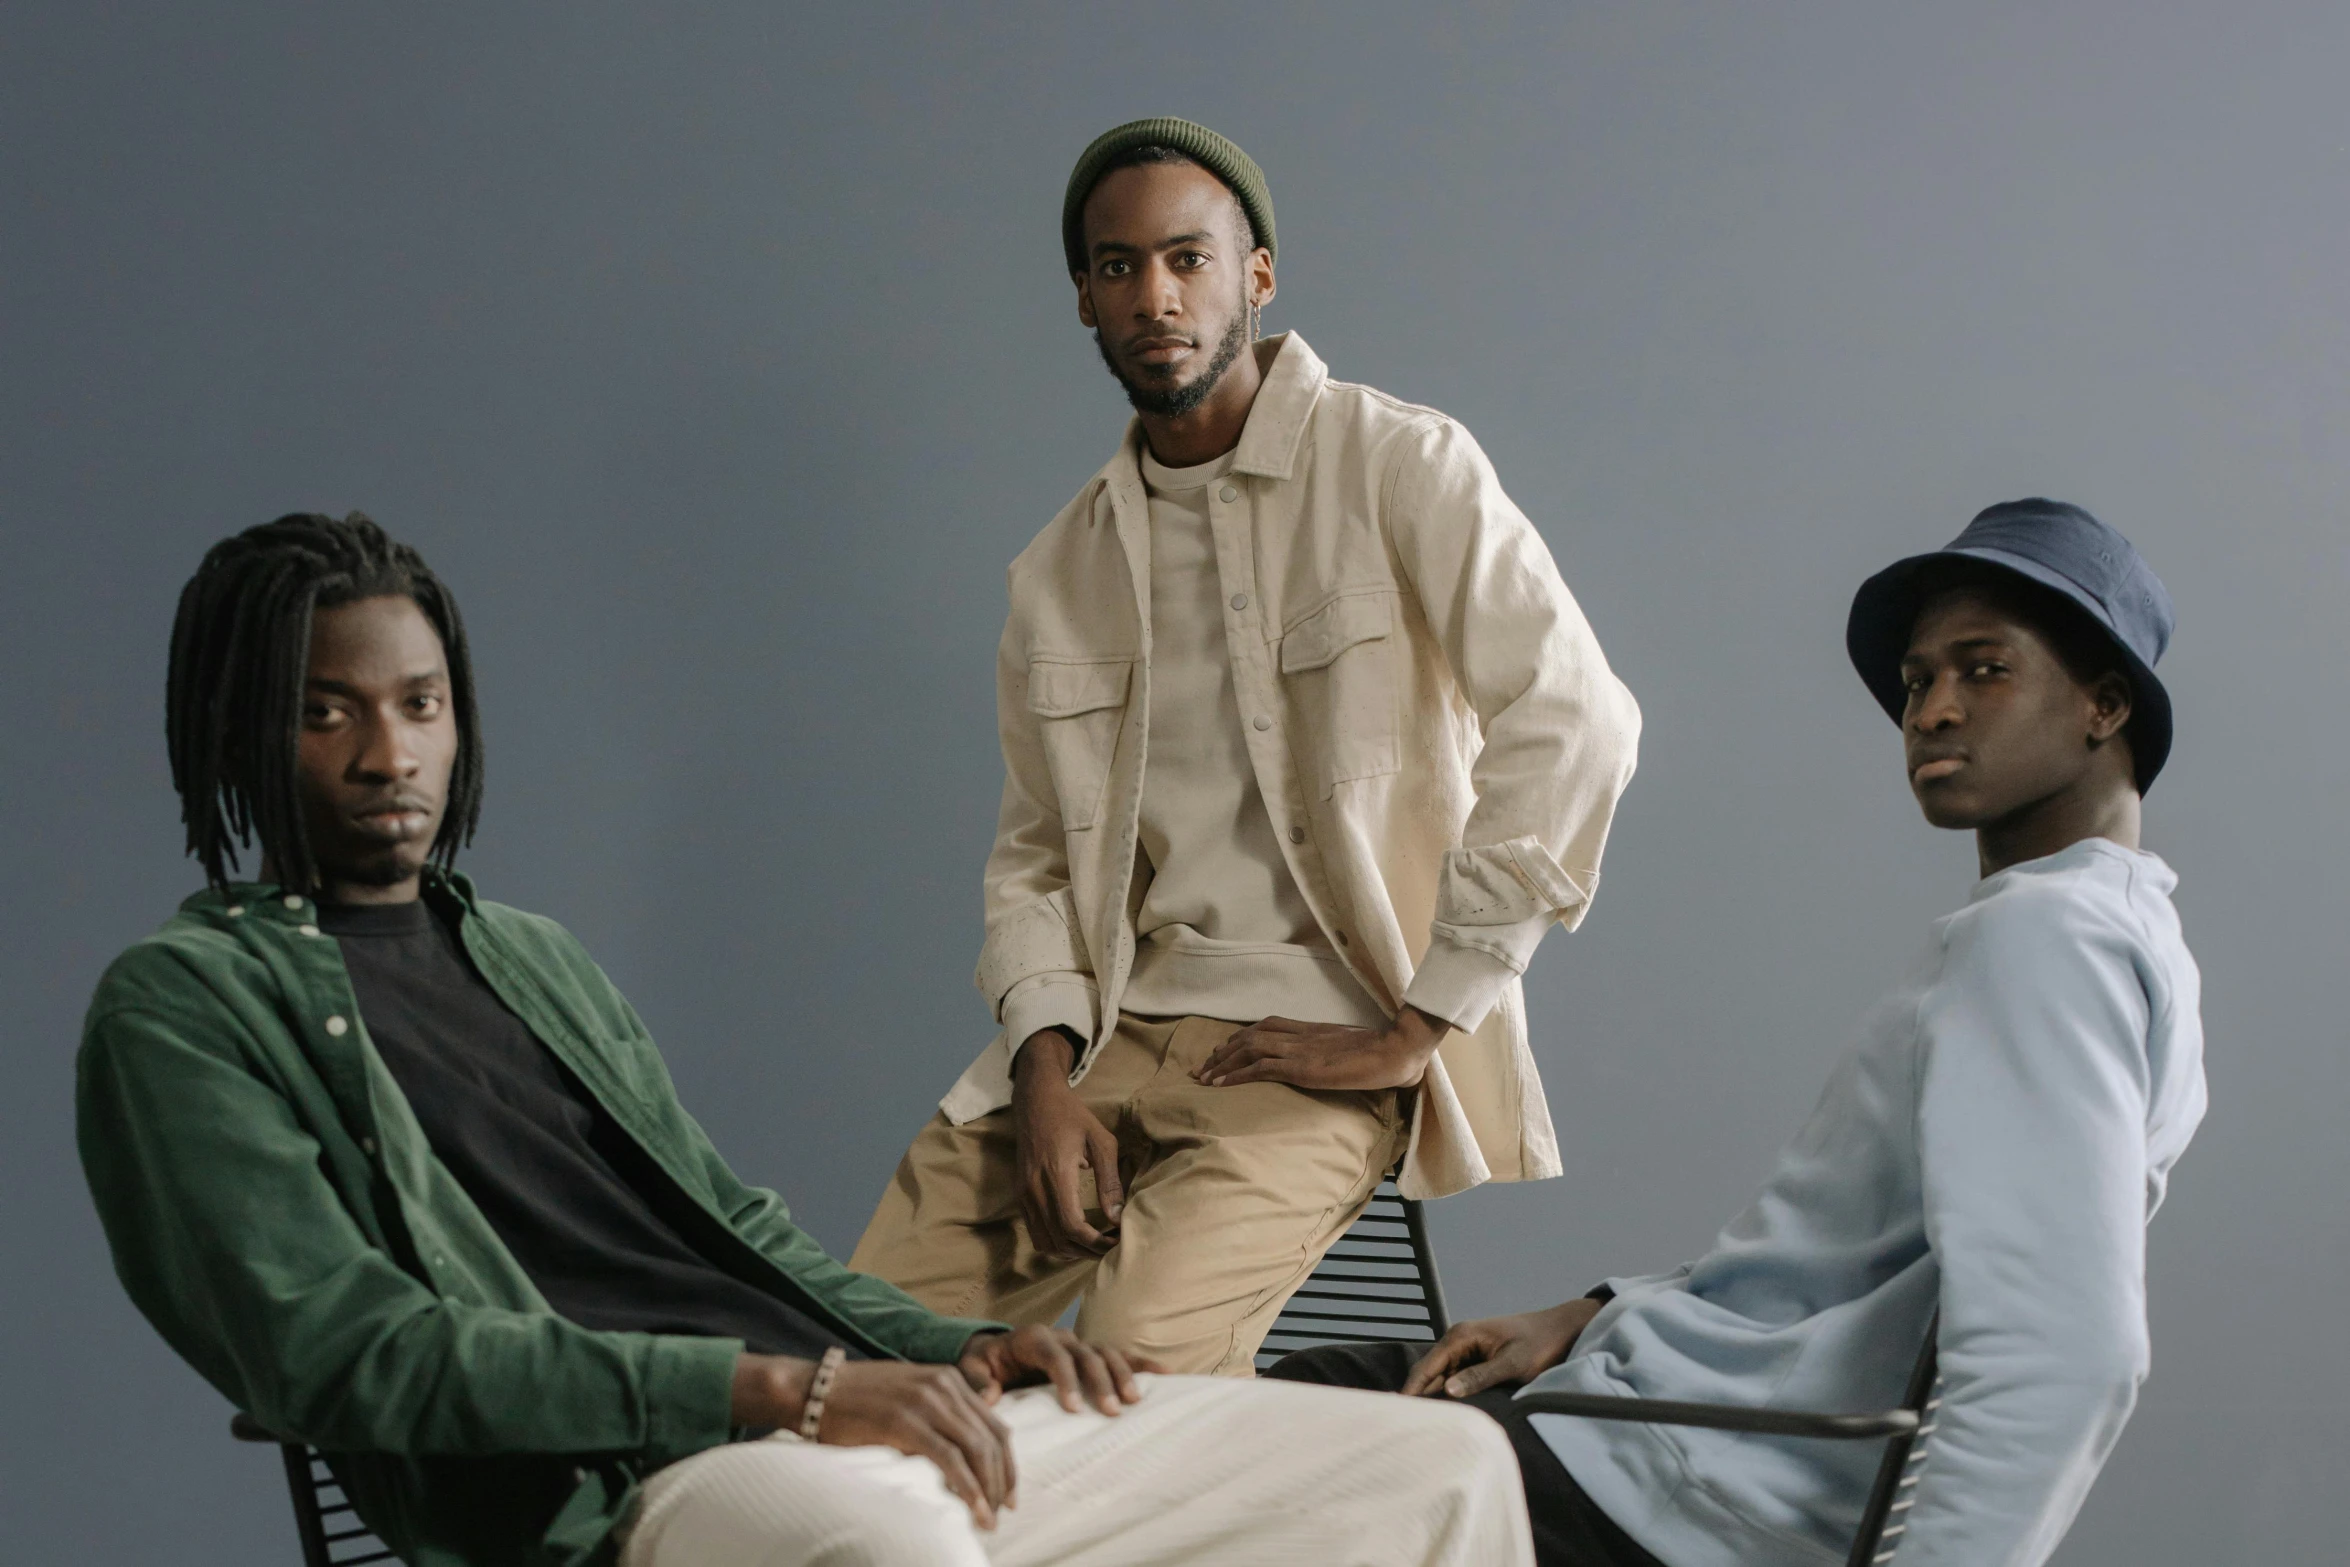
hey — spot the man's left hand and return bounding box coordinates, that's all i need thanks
[1193,1008,1448,1092]
[957,1325,1161,1417]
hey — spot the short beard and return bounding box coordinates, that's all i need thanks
[1095,305,1250,419]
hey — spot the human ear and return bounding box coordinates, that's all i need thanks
[1074,272,1097,329]
[1250,250,1276,310]
[2085,673,2134,745]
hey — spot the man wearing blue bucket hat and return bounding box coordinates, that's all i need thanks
[1273,501,2208,1567]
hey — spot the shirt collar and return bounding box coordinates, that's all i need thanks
[1228,331,1328,480]
[178,865,482,927]
[1089,331,1331,516]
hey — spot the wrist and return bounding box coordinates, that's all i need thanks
[1013,1028,1080,1095]
[730,1353,816,1431]
[1384,1007,1448,1066]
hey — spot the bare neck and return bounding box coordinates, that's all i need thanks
[1976,775,2142,878]
[1135,341,1268,468]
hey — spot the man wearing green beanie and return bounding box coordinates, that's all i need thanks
[854,118,1642,1377]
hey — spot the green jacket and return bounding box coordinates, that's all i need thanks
[77,873,1001,1567]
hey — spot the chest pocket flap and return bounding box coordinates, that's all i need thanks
[1279,592,1392,673]
[1027,657,1133,717]
[1278,593,1400,795]
[1026,656,1132,830]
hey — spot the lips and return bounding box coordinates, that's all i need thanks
[350,800,436,839]
[1909,754,1967,783]
[1127,334,1195,365]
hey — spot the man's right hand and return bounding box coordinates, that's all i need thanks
[1399,1298,1606,1399]
[1011,1027,1124,1258]
[732,1356,1019,1528]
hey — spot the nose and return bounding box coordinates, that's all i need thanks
[1137,256,1182,322]
[1907,671,1965,734]
[351,707,421,781]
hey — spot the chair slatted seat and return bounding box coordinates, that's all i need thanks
[1255,1178,1449,1371]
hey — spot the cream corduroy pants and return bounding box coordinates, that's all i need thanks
[616,1373,1531,1567]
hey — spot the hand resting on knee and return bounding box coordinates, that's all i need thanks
[727,1324,1161,1529]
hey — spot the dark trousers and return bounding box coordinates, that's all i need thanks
[1265,1342,1667,1567]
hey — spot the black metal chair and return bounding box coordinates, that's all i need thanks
[230,1413,395,1567]
[1257,1186,1940,1565]
[1255,1176,1451,1371]
[1516,1316,1942,1567]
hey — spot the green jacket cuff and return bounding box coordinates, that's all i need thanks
[641,1335,744,1465]
[916,1317,1015,1363]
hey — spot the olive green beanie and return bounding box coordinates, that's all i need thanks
[1061,116,1276,276]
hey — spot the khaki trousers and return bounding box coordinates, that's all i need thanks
[617,1374,1533,1567]
[852,1015,1406,1375]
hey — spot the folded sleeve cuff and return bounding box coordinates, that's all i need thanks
[1403,933,1536,1034]
[999,974,1100,1059]
[641,1333,748,1466]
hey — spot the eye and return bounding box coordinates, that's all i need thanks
[1966,661,2007,679]
[1101,259,1130,278]
[410,694,444,718]
[1175,250,1210,269]
[1902,672,1931,693]
[302,701,344,727]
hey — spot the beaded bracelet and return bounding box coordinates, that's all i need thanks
[798,1346,847,1441]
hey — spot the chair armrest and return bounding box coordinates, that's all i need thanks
[1513,1390,1918,1441]
[229,1412,286,1444]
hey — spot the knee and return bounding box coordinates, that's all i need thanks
[795,1507,975,1567]
[624,1444,983,1567]
[1384,1399,1522,1494]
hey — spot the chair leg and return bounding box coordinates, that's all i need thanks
[278,1443,334,1567]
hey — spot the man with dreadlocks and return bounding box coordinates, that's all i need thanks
[853,118,1642,1374]
[76,512,1534,1567]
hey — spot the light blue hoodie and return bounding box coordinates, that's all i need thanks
[1524,839,2206,1567]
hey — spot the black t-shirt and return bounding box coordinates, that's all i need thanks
[319,898,858,1361]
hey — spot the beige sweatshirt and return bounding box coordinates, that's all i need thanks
[1113,445,1389,1029]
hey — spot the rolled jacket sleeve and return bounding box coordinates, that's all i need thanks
[1401,928,1537,1033]
[1385,418,1640,988]
[998,973,1101,1058]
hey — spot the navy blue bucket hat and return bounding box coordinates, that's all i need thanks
[1846,499,2177,790]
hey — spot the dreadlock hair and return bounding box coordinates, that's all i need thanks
[166,511,484,892]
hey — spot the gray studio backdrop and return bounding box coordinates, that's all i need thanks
[6,4,2344,1560]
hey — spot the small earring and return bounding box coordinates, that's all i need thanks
[1248,296,1262,341]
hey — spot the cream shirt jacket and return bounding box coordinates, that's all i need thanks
[941,333,1640,1198]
